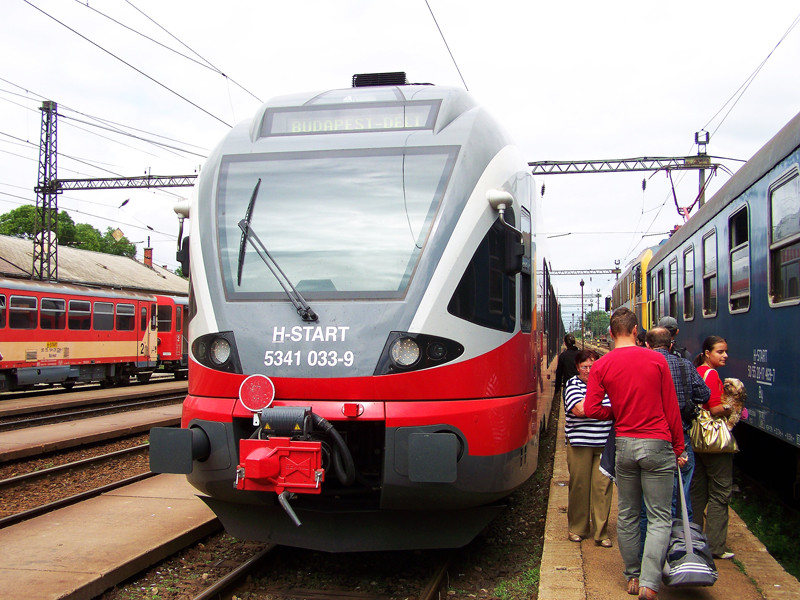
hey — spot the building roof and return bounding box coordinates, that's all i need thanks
[0,235,188,296]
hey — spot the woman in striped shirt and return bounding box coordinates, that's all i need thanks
[564,349,614,547]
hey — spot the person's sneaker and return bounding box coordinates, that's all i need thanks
[713,551,735,559]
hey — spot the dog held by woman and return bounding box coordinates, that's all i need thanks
[721,378,747,430]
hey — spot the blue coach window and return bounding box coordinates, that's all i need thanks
[769,169,800,304]
[683,246,695,320]
[702,231,717,317]
[729,207,750,312]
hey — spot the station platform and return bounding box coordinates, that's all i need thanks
[0,474,218,600]
[538,407,800,600]
[0,403,182,462]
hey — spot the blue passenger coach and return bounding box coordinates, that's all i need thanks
[646,111,800,475]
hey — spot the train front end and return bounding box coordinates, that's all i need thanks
[151,78,541,551]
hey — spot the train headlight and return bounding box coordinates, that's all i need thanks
[192,332,243,374]
[389,337,421,367]
[374,332,464,375]
[209,337,232,365]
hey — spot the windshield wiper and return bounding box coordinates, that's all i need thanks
[237,179,261,286]
[236,180,318,322]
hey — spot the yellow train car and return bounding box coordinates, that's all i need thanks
[610,245,662,330]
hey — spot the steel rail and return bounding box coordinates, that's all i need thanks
[0,443,149,489]
[0,395,184,431]
[191,546,276,600]
[0,471,155,529]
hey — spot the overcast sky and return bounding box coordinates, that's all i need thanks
[1,1,798,326]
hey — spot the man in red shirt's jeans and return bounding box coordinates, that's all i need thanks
[584,308,687,600]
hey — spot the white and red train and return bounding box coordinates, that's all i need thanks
[150,73,563,551]
[0,278,187,391]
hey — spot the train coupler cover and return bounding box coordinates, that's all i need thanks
[235,437,324,494]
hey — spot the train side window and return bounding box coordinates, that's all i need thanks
[176,306,183,332]
[656,268,665,320]
[140,306,148,331]
[520,207,532,333]
[68,300,91,330]
[0,294,6,328]
[9,295,37,329]
[702,230,717,317]
[683,246,694,320]
[768,169,800,305]
[729,207,750,312]
[93,301,114,331]
[157,304,173,333]
[40,298,66,330]
[448,217,517,332]
[116,303,136,331]
[668,259,678,316]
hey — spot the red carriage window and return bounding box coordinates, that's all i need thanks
[140,306,148,331]
[69,300,91,330]
[0,294,5,328]
[93,301,114,331]
[176,306,183,332]
[157,304,173,333]
[9,295,37,329]
[116,303,135,331]
[41,298,66,330]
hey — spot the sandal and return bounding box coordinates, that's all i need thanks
[595,538,613,548]
[626,577,639,595]
[568,533,583,542]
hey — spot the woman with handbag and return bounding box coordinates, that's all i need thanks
[690,335,736,560]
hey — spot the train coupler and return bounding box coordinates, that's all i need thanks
[235,437,325,496]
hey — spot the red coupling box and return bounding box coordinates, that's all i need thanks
[235,437,324,494]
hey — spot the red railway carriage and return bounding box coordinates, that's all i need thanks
[155,295,188,380]
[0,277,158,392]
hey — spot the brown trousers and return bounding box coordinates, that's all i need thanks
[566,443,614,541]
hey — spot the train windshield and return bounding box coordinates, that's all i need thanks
[217,147,458,299]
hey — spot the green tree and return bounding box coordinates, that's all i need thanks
[0,207,135,257]
[0,205,77,244]
[99,227,136,257]
[72,223,103,252]
[585,309,611,338]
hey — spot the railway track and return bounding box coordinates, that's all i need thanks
[0,393,184,431]
[187,548,454,600]
[0,372,179,402]
[0,442,151,526]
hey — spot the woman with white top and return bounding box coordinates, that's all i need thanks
[564,349,615,547]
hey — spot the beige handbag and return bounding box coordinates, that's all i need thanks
[690,369,738,453]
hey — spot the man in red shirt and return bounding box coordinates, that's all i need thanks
[584,308,687,600]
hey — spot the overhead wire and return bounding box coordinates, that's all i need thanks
[618,11,800,267]
[423,0,469,90]
[0,80,209,155]
[121,0,262,103]
[22,0,232,128]
[701,10,800,139]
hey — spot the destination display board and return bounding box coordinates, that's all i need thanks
[262,101,440,136]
